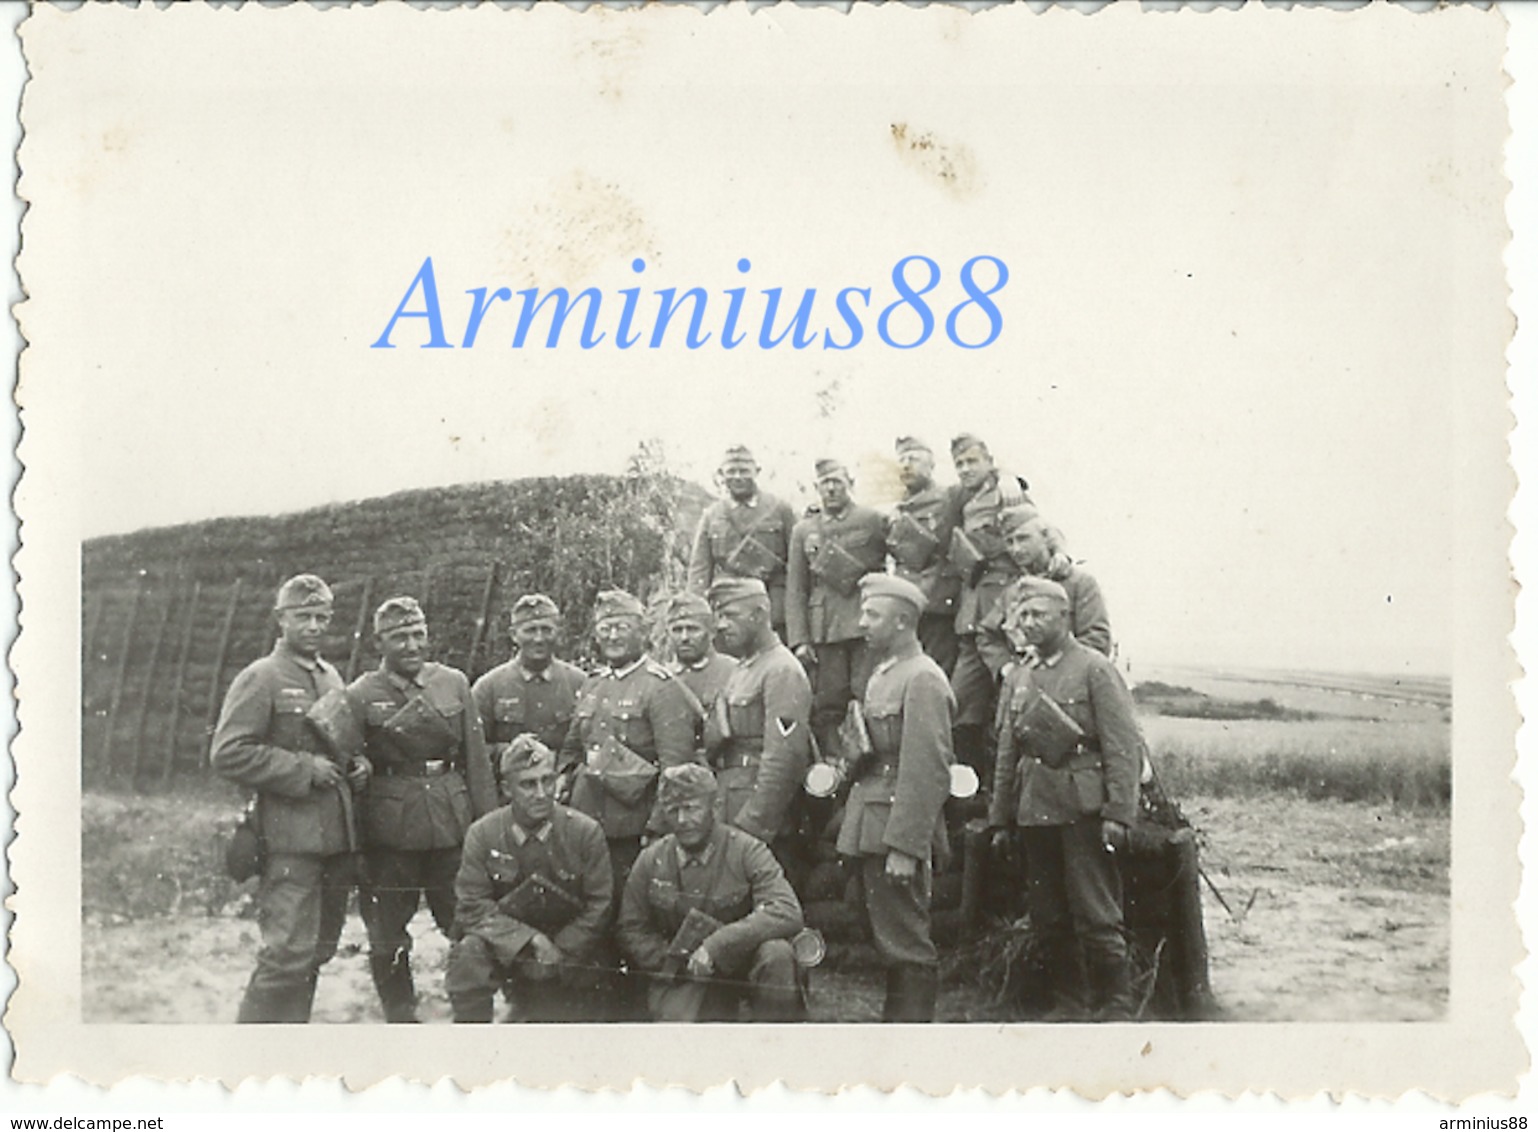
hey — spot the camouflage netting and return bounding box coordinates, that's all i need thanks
[82,472,711,790]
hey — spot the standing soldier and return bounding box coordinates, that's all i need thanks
[687,444,797,638]
[887,436,962,674]
[988,577,1142,1022]
[946,434,1031,783]
[707,577,813,882]
[559,589,699,892]
[472,593,586,791]
[786,457,888,762]
[838,574,955,1022]
[978,507,1113,679]
[618,764,805,1023]
[210,574,370,1023]
[662,591,737,757]
[445,737,613,1023]
[348,596,497,1023]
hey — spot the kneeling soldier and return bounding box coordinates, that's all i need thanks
[988,577,1142,1022]
[349,596,497,1022]
[445,737,613,1022]
[618,764,806,1022]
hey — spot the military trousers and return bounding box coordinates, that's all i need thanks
[949,635,997,731]
[238,850,355,1023]
[809,637,871,757]
[358,846,461,957]
[646,937,803,1022]
[917,612,959,676]
[446,931,600,1022]
[1019,819,1129,1011]
[857,854,938,968]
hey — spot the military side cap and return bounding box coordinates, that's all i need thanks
[274,574,333,611]
[720,444,757,467]
[814,457,850,480]
[664,591,714,626]
[659,762,718,807]
[501,734,556,778]
[374,595,427,634]
[859,573,928,615]
[707,577,769,610]
[1011,576,1070,606]
[895,436,932,457]
[950,432,989,458]
[510,593,561,626]
[999,504,1044,535]
[593,589,645,621]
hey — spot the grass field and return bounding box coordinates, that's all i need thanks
[1135,665,1451,812]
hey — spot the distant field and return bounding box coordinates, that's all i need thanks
[1135,664,1451,811]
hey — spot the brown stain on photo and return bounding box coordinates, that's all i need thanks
[573,9,648,104]
[498,169,658,290]
[890,122,980,199]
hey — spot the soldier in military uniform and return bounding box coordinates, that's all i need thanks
[445,737,613,1023]
[472,593,586,793]
[977,506,1112,679]
[348,596,497,1022]
[558,589,700,892]
[786,457,888,762]
[887,436,962,675]
[838,574,955,1022]
[988,577,1142,1022]
[946,434,1034,784]
[210,574,371,1023]
[618,764,805,1022]
[687,444,797,637]
[663,591,737,757]
[707,577,813,884]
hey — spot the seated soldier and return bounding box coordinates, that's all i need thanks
[617,764,806,1022]
[445,737,613,1023]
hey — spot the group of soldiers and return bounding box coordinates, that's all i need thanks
[210,432,1147,1025]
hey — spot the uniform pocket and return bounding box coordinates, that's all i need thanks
[486,847,521,889]
[1069,767,1106,817]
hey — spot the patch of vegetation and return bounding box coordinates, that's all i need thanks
[1145,717,1450,812]
[1133,681,1322,722]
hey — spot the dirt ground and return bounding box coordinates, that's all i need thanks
[81,790,1447,1024]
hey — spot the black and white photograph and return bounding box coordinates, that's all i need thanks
[6,0,1526,1100]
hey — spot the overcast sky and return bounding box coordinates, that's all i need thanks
[22,2,1510,676]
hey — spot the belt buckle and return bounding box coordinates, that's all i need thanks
[424,759,446,776]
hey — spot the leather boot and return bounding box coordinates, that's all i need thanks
[889,964,938,1023]
[370,952,419,1023]
[1038,937,1091,1023]
[449,992,496,1023]
[880,967,902,1022]
[1086,945,1136,1022]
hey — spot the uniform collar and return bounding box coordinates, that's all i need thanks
[509,817,553,844]
[382,665,426,692]
[275,639,326,672]
[675,834,717,870]
[870,638,922,677]
[605,655,647,680]
[729,492,761,510]
[517,659,552,682]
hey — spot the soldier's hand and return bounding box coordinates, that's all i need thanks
[999,474,1027,508]
[1101,819,1129,856]
[687,944,715,978]
[310,755,344,789]
[346,755,372,793]
[884,849,919,885]
[529,932,563,967]
[1046,551,1074,582]
[989,828,1015,865]
[793,644,818,669]
[554,771,573,804]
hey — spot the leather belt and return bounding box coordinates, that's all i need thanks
[717,752,761,770]
[379,760,455,778]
